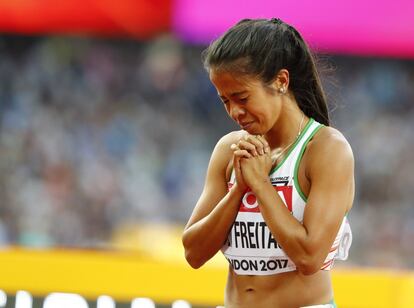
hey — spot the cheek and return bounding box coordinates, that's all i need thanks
[258,99,280,125]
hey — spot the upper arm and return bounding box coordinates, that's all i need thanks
[302,128,355,261]
[184,132,238,230]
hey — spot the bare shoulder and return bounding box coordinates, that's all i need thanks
[214,130,246,179]
[305,126,354,173]
[184,130,246,230]
[218,130,246,145]
[215,130,246,155]
[308,125,353,157]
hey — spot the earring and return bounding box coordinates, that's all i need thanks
[279,87,286,94]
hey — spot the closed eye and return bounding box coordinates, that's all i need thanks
[218,95,248,105]
[238,97,249,104]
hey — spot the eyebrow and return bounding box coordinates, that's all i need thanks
[218,91,248,99]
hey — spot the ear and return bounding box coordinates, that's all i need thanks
[270,69,290,93]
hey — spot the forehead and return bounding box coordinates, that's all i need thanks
[209,69,261,95]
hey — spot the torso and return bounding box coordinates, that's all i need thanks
[225,269,333,308]
[222,119,352,308]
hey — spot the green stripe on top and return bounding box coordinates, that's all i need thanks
[268,118,315,175]
[293,122,324,202]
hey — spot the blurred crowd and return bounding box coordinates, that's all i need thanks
[0,35,413,269]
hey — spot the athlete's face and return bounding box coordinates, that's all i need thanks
[209,69,282,135]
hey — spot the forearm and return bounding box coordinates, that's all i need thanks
[252,180,313,271]
[183,186,244,268]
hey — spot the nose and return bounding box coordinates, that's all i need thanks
[229,102,246,120]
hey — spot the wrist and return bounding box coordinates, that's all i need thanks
[230,182,247,196]
[249,176,272,194]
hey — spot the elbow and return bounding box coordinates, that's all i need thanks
[182,233,205,269]
[295,256,322,276]
[184,249,205,269]
[293,239,325,275]
[297,264,320,276]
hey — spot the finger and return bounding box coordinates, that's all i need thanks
[255,135,271,154]
[237,140,259,156]
[233,155,244,176]
[233,149,252,159]
[233,156,245,187]
[231,143,251,154]
[242,135,265,155]
[233,155,242,170]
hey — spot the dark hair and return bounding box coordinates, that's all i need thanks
[202,18,330,126]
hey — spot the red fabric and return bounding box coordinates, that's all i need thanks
[0,0,171,38]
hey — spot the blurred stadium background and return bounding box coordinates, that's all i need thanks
[0,0,414,307]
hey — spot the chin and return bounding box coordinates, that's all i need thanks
[240,122,265,135]
[244,127,262,135]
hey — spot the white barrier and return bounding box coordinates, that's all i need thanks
[172,300,192,308]
[43,293,89,308]
[131,297,156,308]
[97,295,115,308]
[15,291,33,308]
[0,290,6,307]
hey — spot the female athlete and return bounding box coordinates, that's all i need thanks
[182,18,354,308]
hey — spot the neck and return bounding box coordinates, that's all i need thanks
[265,103,308,151]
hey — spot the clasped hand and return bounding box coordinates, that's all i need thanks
[231,134,273,192]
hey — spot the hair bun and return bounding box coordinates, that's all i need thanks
[270,18,283,25]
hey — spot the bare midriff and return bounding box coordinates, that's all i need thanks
[225,267,333,308]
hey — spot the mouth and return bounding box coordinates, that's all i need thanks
[239,121,254,130]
